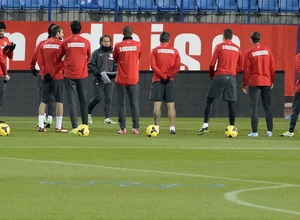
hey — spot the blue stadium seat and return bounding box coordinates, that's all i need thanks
[176,0,199,11]
[98,0,119,11]
[258,0,279,12]
[278,0,299,13]
[156,0,178,11]
[58,0,80,9]
[196,0,217,11]
[20,0,42,9]
[236,0,258,12]
[136,0,158,11]
[39,0,61,9]
[2,0,22,9]
[79,0,99,10]
[119,0,139,11]
[216,0,236,11]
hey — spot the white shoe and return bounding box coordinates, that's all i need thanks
[88,114,93,124]
[104,118,117,124]
[248,132,258,137]
[266,131,273,137]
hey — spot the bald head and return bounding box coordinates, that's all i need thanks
[123,26,132,37]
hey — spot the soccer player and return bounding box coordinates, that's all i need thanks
[0,21,15,123]
[30,23,56,128]
[113,25,142,134]
[197,29,242,135]
[279,53,300,137]
[88,34,118,125]
[243,32,275,137]
[149,31,181,134]
[58,21,91,134]
[37,25,68,133]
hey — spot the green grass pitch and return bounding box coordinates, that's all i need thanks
[0,117,300,219]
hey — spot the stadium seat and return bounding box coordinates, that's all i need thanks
[119,0,139,11]
[258,0,279,12]
[278,0,299,13]
[20,0,42,9]
[196,0,217,11]
[39,0,61,9]
[156,0,178,11]
[216,0,236,11]
[2,0,22,9]
[79,0,99,10]
[136,0,158,11]
[236,0,258,12]
[176,0,199,12]
[98,0,119,11]
[58,0,80,9]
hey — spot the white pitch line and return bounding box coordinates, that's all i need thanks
[0,156,300,187]
[224,185,300,216]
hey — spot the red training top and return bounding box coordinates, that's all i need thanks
[209,40,243,80]
[150,42,181,82]
[113,38,142,86]
[0,36,13,77]
[294,53,300,92]
[243,43,275,88]
[30,39,47,76]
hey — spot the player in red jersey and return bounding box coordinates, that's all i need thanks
[243,32,275,137]
[0,21,15,123]
[113,26,142,135]
[37,25,68,133]
[57,21,91,134]
[30,23,56,128]
[279,53,300,137]
[197,29,243,135]
[149,31,181,134]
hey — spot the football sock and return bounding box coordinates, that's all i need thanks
[47,115,53,124]
[39,115,45,128]
[170,126,175,131]
[203,123,208,128]
[56,116,62,129]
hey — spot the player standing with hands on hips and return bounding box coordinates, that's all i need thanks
[113,25,142,135]
[149,31,181,134]
[197,29,242,135]
[88,34,118,125]
[243,32,275,137]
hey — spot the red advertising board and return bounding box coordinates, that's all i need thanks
[4,21,298,96]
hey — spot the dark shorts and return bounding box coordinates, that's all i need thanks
[208,75,237,101]
[149,81,175,102]
[42,79,64,104]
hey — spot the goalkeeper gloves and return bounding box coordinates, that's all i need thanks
[43,73,52,82]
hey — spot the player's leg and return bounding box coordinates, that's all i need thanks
[65,78,78,129]
[227,100,236,126]
[38,80,50,132]
[88,82,102,123]
[127,84,140,133]
[248,86,260,136]
[103,82,116,124]
[261,86,273,136]
[165,81,176,134]
[117,84,127,133]
[45,91,55,128]
[76,78,88,125]
[153,101,162,126]
[54,80,68,133]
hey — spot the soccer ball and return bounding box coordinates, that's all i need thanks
[146,125,159,138]
[224,125,238,138]
[0,123,10,136]
[77,124,90,137]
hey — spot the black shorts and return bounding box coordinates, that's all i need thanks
[208,75,237,101]
[42,79,64,104]
[149,81,175,102]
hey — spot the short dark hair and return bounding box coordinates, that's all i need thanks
[250,32,261,43]
[223,29,233,40]
[47,23,56,37]
[123,26,132,37]
[51,25,62,37]
[70,20,81,34]
[0,21,6,29]
[99,34,112,44]
[160,31,170,43]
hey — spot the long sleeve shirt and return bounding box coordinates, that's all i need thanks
[113,38,142,86]
[30,39,47,76]
[209,40,243,80]
[0,36,13,77]
[243,43,275,88]
[150,42,181,82]
[295,53,300,92]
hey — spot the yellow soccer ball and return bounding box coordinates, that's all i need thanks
[224,125,238,138]
[146,125,159,138]
[0,123,10,136]
[77,124,90,137]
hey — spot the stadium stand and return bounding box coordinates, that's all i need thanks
[137,0,158,11]
[98,0,119,11]
[236,0,258,12]
[20,0,42,9]
[216,0,237,12]
[39,0,61,9]
[2,0,22,9]
[196,0,217,11]
[79,0,99,10]
[156,0,178,11]
[119,0,139,12]
[58,0,81,9]
[278,0,299,13]
[258,0,279,12]
[176,0,199,12]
